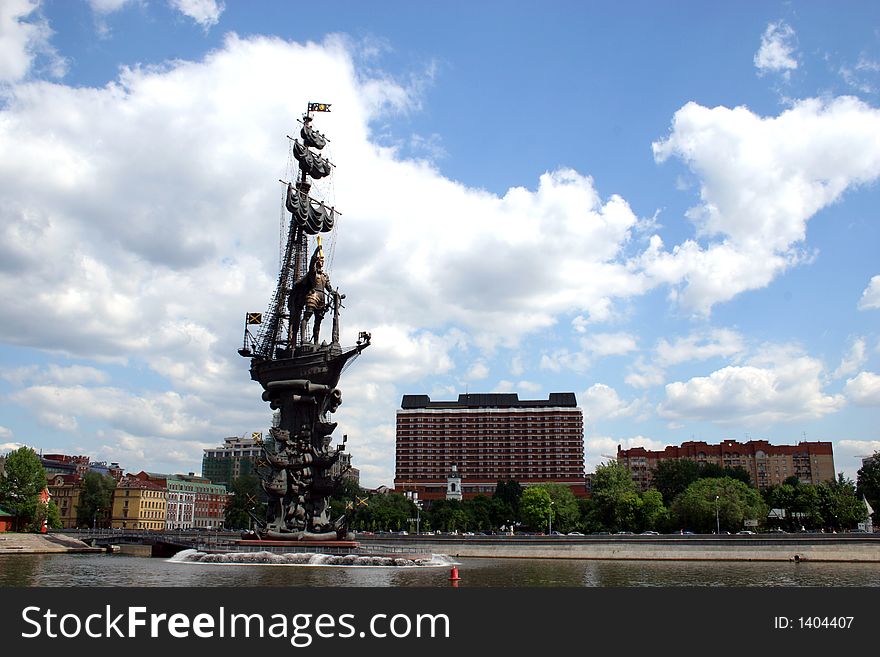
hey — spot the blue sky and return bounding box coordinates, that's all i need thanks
[1,0,879,488]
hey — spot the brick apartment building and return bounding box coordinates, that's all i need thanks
[617,439,836,491]
[395,392,586,501]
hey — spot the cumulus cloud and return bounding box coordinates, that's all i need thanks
[658,346,845,424]
[858,275,880,310]
[580,383,641,423]
[169,0,224,28]
[0,0,65,82]
[464,360,489,381]
[833,338,867,379]
[651,97,880,314]
[754,21,798,78]
[0,427,13,440]
[844,371,880,406]
[2,364,110,386]
[10,384,211,437]
[655,328,745,366]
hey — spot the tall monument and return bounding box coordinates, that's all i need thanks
[239,102,370,541]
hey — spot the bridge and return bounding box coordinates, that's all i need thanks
[58,528,242,557]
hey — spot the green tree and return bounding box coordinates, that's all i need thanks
[638,489,669,532]
[364,492,414,531]
[465,495,493,531]
[671,477,767,533]
[698,462,751,486]
[76,472,117,529]
[0,447,48,531]
[520,486,552,531]
[493,480,523,518]
[652,459,702,505]
[542,484,580,533]
[856,453,880,518]
[33,500,62,531]
[818,474,867,531]
[225,474,264,529]
[425,499,467,532]
[591,461,640,531]
[765,482,824,531]
[328,478,364,525]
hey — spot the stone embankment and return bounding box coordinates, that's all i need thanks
[358,534,880,562]
[0,533,102,554]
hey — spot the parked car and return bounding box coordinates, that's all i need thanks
[736,530,756,535]
[567,532,584,536]
[640,531,660,535]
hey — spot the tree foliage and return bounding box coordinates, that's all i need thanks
[519,486,552,531]
[225,474,264,529]
[34,500,62,531]
[652,459,702,504]
[0,447,48,531]
[591,461,640,531]
[670,477,767,533]
[856,452,880,517]
[76,472,117,528]
[818,474,867,531]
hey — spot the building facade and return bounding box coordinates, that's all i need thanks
[133,471,228,530]
[47,473,82,529]
[111,477,167,530]
[395,393,586,501]
[202,435,263,487]
[617,439,836,491]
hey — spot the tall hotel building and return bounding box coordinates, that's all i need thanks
[395,393,586,501]
[617,439,835,491]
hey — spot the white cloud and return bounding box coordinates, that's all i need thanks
[844,371,880,406]
[838,440,880,461]
[465,360,489,381]
[655,328,745,366]
[10,384,212,438]
[169,0,224,28]
[658,346,845,424]
[2,364,110,386]
[581,332,639,357]
[0,0,65,82]
[754,21,798,78]
[651,97,880,314]
[495,379,541,393]
[87,0,135,12]
[833,338,867,379]
[858,275,880,310]
[625,356,666,390]
[580,383,641,423]
[0,427,13,440]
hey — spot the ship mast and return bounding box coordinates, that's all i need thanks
[245,102,336,361]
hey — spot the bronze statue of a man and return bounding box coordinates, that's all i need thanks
[290,244,333,344]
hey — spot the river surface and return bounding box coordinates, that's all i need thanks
[2,552,880,587]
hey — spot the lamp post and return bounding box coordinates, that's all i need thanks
[715,495,720,535]
[548,501,554,535]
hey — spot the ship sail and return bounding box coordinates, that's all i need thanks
[286,183,335,234]
[293,139,332,179]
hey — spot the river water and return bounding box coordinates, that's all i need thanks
[2,552,880,587]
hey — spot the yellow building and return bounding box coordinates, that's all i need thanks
[111,477,167,530]
[47,474,83,529]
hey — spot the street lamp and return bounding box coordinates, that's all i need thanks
[548,501,555,535]
[715,495,720,535]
